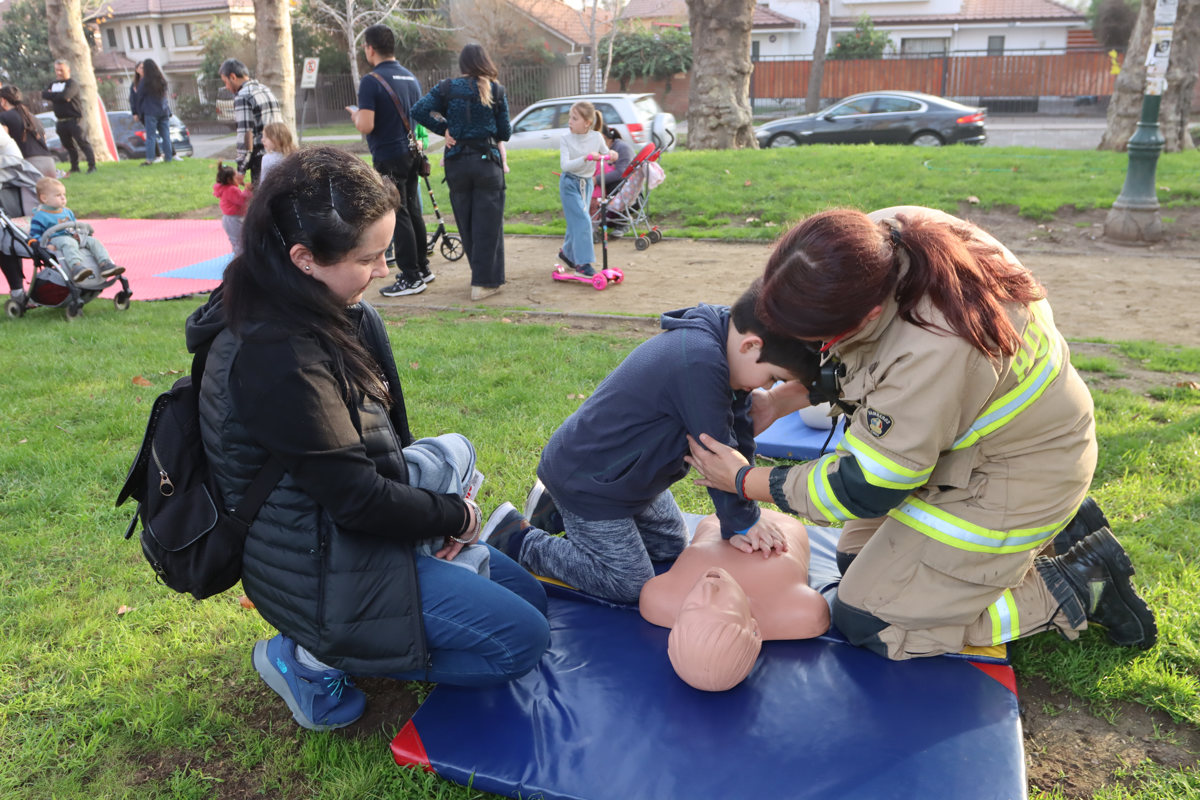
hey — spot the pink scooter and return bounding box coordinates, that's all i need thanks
[553,151,624,291]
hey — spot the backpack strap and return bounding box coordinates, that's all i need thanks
[229,455,286,527]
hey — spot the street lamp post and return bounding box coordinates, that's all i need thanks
[1104,0,1180,244]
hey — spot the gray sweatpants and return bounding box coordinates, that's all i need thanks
[518,489,688,604]
[405,433,489,576]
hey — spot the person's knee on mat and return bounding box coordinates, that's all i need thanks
[831,595,891,658]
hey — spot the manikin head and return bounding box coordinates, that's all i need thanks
[667,568,762,691]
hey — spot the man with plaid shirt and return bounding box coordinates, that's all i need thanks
[219,59,282,185]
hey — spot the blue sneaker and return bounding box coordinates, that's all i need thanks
[252,634,366,730]
[481,502,530,559]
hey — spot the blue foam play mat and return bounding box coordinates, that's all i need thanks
[390,523,1025,800]
[755,411,845,461]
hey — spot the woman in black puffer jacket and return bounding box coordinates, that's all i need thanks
[187,147,548,731]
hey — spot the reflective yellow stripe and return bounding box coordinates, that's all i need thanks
[890,497,1064,553]
[840,432,932,490]
[987,590,1020,644]
[806,453,858,522]
[953,311,1063,451]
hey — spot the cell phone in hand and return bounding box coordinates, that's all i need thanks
[346,105,359,114]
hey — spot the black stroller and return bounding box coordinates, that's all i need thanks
[1,157,131,321]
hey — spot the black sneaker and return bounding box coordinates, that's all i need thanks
[557,249,576,269]
[99,263,126,279]
[86,165,97,174]
[481,502,530,559]
[379,276,427,297]
[524,480,563,534]
[418,266,435,284]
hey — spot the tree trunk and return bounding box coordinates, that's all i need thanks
[805,0,830,113]
[686,0,756,149]
[1098,0,1154,150]
[44,0,114,161]
[256,0,297,130]
[1162,0,1200,151]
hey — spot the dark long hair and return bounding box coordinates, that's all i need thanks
[222,147,401,403]
[0,85,41,145]
[131,61,143,91]
[459,44,499,107]
[141,59,167,99]
[759,209,1045,358]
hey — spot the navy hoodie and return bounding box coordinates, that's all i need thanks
[537,304,761,537]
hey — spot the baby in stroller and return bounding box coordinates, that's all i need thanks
[29,177,124,283]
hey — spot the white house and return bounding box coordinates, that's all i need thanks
[830,0,1090,56]
[87,0,255,106]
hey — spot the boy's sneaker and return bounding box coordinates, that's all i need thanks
[252,634,366,731]
[379,276,427,297]
[418,265,435,284]
[99,262,125,279]
[481,502,530,560]
[576,263,596,277]
[524,480,563,534]
[557,249,576,269]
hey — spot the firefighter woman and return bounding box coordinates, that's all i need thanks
[686,206,1156,660]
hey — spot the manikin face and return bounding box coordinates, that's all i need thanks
[292,215,394,306]
[677,568,757,632]
[568,107,592,135]
[727,337,797,394]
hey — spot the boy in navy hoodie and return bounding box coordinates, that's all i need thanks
[483,279,817,603]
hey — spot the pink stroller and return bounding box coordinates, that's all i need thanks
[590,140,667,250]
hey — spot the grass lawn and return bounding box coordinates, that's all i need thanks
[6,143,1200,799]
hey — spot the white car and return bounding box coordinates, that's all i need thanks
[508,93,676,152]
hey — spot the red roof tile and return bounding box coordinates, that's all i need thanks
[833,0,1084,26]
[508,0,613,46]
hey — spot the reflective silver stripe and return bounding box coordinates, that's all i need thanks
[891,498,1062,553]
[988,590,1019,644]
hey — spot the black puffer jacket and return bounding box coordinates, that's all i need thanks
[186,293,467,674]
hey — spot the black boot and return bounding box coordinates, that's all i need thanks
[1037,527,1156,649]
[1051,496,1111,555]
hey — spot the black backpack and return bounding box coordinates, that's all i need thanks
[116,342,285,600]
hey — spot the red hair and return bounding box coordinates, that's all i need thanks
[758,209,1044,358]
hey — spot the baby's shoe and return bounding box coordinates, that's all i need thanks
[71,265,94,283]
[99,261,126,279]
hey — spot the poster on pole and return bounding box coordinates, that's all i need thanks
[300,58,320,89]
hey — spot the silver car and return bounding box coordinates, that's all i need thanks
[508,93,676,151]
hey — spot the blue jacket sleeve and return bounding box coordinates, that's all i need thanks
[411,84,446,136]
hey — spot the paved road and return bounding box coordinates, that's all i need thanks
[190,115,1107,157]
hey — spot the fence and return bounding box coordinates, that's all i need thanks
[749,50,1119,114]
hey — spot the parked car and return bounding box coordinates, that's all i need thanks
[508,93,677,152]
[754,91,987,148]
[37,110,193,161]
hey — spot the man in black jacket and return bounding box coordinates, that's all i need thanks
[42,60,96,174]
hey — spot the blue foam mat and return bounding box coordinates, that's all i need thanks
[755,411,845,461]
[392,524,1025,800]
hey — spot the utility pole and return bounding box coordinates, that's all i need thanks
[1105,0,1179,243]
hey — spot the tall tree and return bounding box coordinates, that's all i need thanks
[1099,0,1200,152]
[0,0,54,94]
[303,0,413,86]
[685,0,756,149]
[256,0,297,130]
[1161,0,1200,151]
[44,0,113,161]
[805,0,830,113]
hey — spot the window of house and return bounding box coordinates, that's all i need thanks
[159,24,165,48]
[126,27,134,49]
[900,37,949,57]
[106,28,117,49]
[135,26,144,48]
[173,23,192,46]
[987,36,1005,56]
[751,40,760,61]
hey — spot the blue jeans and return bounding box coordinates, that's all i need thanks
[559,172,595,268]
[387,547,549,685]
[144,113,173,162]
[518,489,688,604]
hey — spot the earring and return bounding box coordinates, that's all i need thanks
[304,265,311,271]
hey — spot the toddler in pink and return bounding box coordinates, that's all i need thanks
[213,162,249,254]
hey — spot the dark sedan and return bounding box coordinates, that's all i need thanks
[754,91,987,148]
[37,111,193,161]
